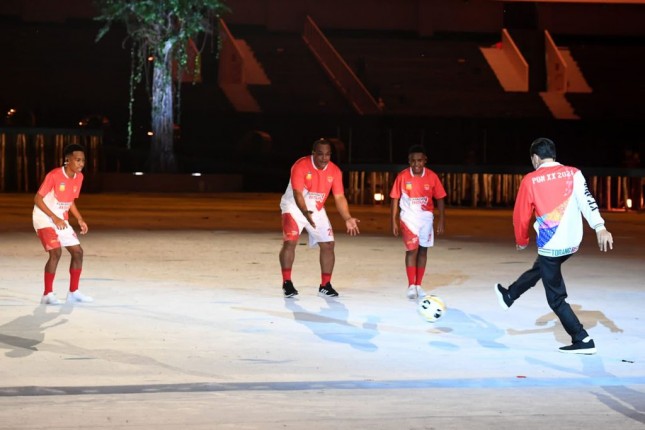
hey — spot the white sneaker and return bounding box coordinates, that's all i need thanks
[41,292,61,305]
[407,285,427,299]
[66,290,93,303]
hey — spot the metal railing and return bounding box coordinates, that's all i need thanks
[346,164,645,211]
[0,128,102,192]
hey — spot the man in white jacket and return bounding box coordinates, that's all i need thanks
[495,137,614,354]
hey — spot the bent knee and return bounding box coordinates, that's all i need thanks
[319,241,335,250]
[68,246,84,259]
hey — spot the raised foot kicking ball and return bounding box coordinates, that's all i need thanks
[418,295,446,323]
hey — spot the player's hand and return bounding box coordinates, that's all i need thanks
[516,244,528,251]
[78,220,88,235]
[303,210,316,228]
[345,217,360,236]
[436,219,445,235]
[53,217,67,230]
[392,223,399,237]
[597,229,613,252]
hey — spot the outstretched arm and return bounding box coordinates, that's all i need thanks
[333,194,360,236]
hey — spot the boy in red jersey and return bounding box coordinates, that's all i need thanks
[279,138,360,298]
[495,137,614,354]
[33,144,92,305]
[390,144,446,299]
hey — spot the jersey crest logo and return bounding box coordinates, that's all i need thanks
[424,184,430,190]
[405,182,412,191]
[59,182,66,192]
[306,172,312,180]
[327,176,333,183]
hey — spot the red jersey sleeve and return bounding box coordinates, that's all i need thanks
[431,172,447,199]
[330,164,344,196]
[513,177,534,247]
[389,172,403,199]
[290,159,307,192]
[37,171,56,197]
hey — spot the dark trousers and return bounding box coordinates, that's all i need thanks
[508,254,589,343]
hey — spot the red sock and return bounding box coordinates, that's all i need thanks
[69,268,82,292]
[406,266,416,285]
[321,273,332,286]
[44,272,55,295]
[282,268,292,282]
[416,266,426,286]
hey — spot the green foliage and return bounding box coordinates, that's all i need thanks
[93,0,229,149]
[95,0,229,55]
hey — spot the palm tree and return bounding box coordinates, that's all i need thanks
[94,0,229,172]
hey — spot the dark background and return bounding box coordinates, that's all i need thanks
[1,0,644,190]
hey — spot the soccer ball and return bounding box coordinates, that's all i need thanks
[418,295,446,323]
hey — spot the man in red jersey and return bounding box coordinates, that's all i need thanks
[495,137,614,354]
[33,144,92,305]
[390,144,446,300]
[279,138,360,298]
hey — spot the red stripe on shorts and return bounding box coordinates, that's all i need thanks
[37,227,61,251]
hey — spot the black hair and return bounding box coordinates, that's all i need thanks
[529,138,556,159]
[408,144,427,156]
[63,144,86,157]
[312,138,331,151]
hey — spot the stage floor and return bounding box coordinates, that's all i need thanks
[0,193,644,429]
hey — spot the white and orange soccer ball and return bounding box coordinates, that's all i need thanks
[417,295,446,322]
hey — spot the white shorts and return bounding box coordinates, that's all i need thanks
[282,208,334,247]
[400,212,434,250]
[33,207,80,251]
[34,222,80,251]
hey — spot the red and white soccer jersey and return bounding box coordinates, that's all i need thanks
[390,167,447,249]
[280,156,344,213]
[280,156,344,244]
[33,167,83,229]
[390,167,446,218]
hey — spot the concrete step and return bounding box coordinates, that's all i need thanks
[219,84,262,112]
[236,39,271,85]
[559,48,593,93]
[540,91,579,119]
